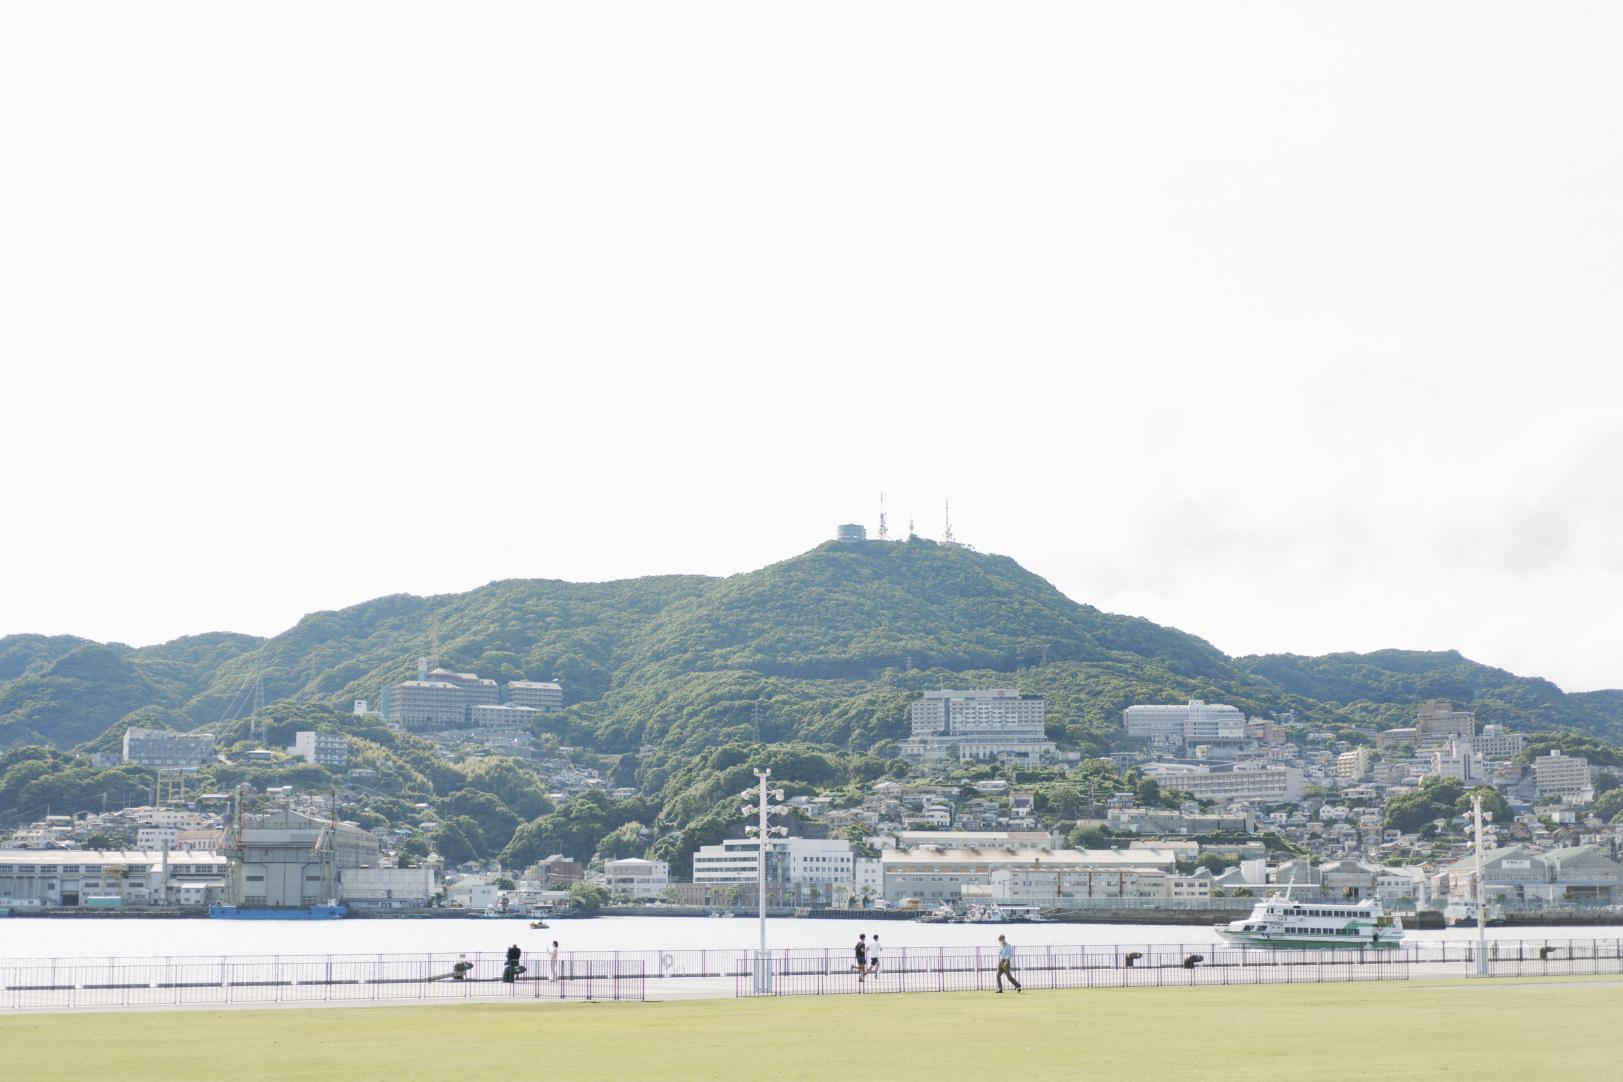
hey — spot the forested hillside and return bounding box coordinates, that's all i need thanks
[2,538,1619,870]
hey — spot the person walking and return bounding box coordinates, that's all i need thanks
[995,934,1022,993]
[868,934,882,976]
[548,940,561,982]
[852,933,868,982]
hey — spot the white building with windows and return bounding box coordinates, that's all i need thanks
[469,703,543,730]
[1532,750,1593,802]
[898,690,1054,765]
[691,838,854,895]
[1123,701,1248,754]
[1474,724,1527,760]
[0,849,228,908]
[600,858,670,899]
[507,681,564,711]
[1141,762,1303,804]
[292,731,350,767]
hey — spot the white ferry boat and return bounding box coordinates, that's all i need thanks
[1215,894,1404,949]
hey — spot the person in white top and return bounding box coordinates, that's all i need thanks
[868,934,882,975]
[548,941,560,981]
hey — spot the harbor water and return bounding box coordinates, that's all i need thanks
[5,915,1623,961]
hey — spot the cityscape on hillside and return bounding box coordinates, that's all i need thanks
[7,533,1623,925]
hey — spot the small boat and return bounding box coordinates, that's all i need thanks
[1215,893,1404,949]
[529,920,549,929]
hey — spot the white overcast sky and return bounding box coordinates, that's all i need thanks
[2,4,1620,691]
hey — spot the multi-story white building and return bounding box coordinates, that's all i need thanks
[691,838,854,895]
[898,690,1054,765]
[1427,739,1483,784]
[1141,762,1303,804]
[600,858,670,899]
[122,728,216,770]
[382,680,469,729]
[507,681,564,711]
[469,703,543,730]
[1415,700,1476,740]
[135,826,178,850]
[1532,750,1593,801]
[1474,724,1527,760]
[1333,749,1371,781]
[1123,701,1248,754]
[292,731,350,767]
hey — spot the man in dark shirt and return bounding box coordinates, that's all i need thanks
[853,933,868,982]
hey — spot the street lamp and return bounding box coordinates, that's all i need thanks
[1471,793,1490,978]
[742,767,787,991]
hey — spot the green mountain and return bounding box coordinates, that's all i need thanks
[1,539,1618,758]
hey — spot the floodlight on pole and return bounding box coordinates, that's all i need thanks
[746,767,788,992]
[1471,793,1489,978]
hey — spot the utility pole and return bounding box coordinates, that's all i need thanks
[1472,792,1488,977]
[741,768,786,992]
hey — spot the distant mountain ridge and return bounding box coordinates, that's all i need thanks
[1,539,1617,753]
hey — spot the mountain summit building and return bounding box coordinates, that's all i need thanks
[899,689,1055,765]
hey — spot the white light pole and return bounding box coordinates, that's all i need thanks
[1472,792,1489,978]
[742,767,787,992]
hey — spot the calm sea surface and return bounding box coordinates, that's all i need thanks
[3,916,1621,961]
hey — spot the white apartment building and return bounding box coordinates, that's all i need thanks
[127,807,209,829]
[1474,725,1527,760]
[469,703,543,730]
[382,681,469,728]
[898,690,1055,765]
[122,728,216,770]
[601,858,670,899]
[136,826,178,850]
[691,838,854,892]
[1333,749,1371,781]
[1427,739,1483,784]
[292,731,350,767]
[1141,762,1303,804]
[507,681,564,711]
[1415,701,1476,740]
[1123,701,1248,753]
[1532,750,1593,801]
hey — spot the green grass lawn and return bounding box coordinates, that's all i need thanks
[4,978,1620,1082]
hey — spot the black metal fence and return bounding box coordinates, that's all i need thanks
[0,952,644,1010]
[734,939,1623,997]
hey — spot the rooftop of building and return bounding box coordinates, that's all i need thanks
[0,849,226,866]
[882,847,1176,867]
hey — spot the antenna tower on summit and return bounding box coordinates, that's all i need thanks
[943,499,954,544]
[878,493,889,540]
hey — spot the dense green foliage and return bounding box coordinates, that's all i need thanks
[3,540,1621,869]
